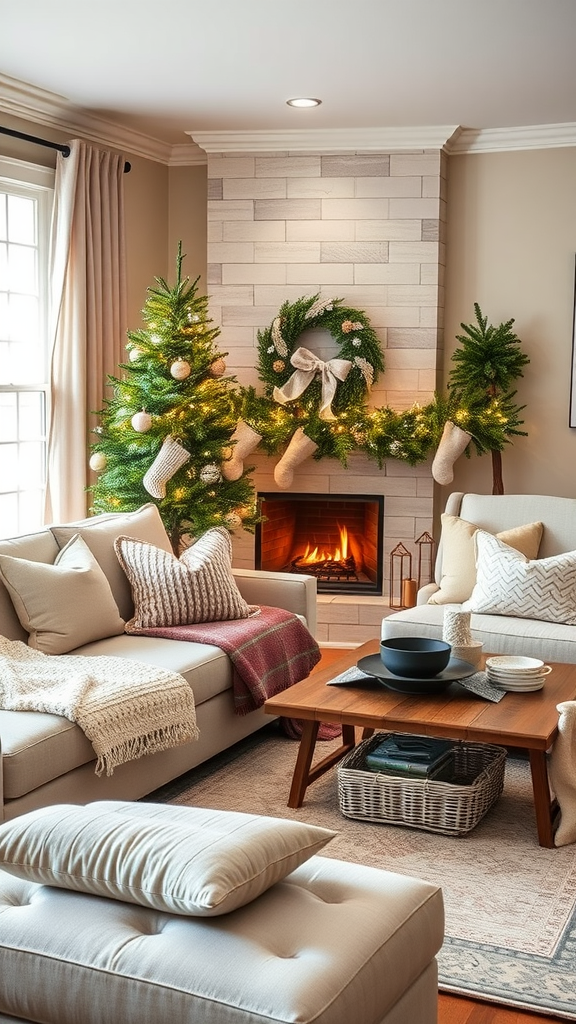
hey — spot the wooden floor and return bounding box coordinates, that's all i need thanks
[314,648,557,1024]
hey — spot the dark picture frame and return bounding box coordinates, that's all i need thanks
[570,255,576,427]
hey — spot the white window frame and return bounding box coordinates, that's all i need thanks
[0,156,55,538]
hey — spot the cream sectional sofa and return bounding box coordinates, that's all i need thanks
[383,491,576,663]
[0,504,317,822]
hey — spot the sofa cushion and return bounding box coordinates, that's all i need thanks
[463,530,576,625]
[382,603,576,665]
[0,535,125,655]
[428,514,543,605]
[51,503,173,621]
[115,527,257,630]
[0,801,335,917]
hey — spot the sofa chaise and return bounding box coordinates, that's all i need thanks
[0,504,317,822]
[383,491,576,664]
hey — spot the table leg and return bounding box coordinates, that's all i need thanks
[528,749,555,848]
[287,721,357,808]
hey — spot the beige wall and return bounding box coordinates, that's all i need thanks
[168,165,208,295]
[443,147,576,503]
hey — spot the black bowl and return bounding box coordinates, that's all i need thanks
[380,637,452,678]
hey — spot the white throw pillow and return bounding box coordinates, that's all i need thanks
[0,535,125,654]
[428,514,544,605]
[463,530,576,624]
[51,503,173,621]
[115,527,257,630]
[0,801,336,916]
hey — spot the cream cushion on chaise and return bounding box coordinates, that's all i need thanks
[0,504,318,821]
[382,492,576,664]
[0,802,444,1024]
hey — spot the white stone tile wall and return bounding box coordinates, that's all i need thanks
[206,149,447,643]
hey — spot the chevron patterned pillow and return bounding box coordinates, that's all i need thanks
[115,528,257,630]
[463,530,576,624]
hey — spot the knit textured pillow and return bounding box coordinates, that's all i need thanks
[115,527,257,630]
[463,530,576,624]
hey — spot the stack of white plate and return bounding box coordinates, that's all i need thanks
[485,656,552,692]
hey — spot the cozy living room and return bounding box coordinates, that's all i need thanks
[1,3,576,1023]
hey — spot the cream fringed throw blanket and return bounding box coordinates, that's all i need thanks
[0,637,199,777]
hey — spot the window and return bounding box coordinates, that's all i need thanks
[0,158,54,539]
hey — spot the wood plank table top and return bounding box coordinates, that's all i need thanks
[264,639,576,847]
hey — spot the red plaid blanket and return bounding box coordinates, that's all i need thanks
[133,606,322,715]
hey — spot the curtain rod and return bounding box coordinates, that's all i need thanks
[0,125,131,172]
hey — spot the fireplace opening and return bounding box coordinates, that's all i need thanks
[255,493,384,595]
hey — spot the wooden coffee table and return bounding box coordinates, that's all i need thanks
[264,639,576,848]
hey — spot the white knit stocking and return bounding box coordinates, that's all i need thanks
[431,421,472,485]
[143,436,191,499]
[274,428,319,489]
[222,421,262,481]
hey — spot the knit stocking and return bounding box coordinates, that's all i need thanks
[431,421,472,485]
[274,428,319,489]
[143,436,191,499]
[222,421,262,481]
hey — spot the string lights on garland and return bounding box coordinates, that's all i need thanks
[227,294,529,487]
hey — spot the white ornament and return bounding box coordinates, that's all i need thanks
[131,410,152,433]
[224,511,242,530]
[170,358,191,380]
[128,347,143,362]
[200,463,222,484]
[150,334,162,345]
[89,452,107,473]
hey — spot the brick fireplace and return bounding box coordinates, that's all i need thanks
[256,492,384,594]
[196,137,447,642]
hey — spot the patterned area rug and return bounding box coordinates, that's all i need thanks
[147,724,576,1020]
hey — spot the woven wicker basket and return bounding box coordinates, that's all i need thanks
[337,733,507,836]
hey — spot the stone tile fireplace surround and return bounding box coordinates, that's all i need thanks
[202,144,447,644]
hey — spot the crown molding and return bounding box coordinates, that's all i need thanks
[0,74,178,165]
[188,125,462,154]
[169,142,207,166]
[447,122,576,154]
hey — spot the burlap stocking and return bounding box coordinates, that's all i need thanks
[431,421,472,485]
[274,428,319,489]
[143,436,191,499]
[222,421,262,481]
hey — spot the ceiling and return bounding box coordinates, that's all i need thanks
[1,0,576,153]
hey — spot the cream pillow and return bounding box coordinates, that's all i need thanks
[115,526,257,630]
[0,535,125,654]
[51,503,173,621]
[428,514,544,605]
[0,801,336,917]
[463,530,576,624]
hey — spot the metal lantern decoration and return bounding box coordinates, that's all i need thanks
[389,542,416,610]
[415,531,437,591]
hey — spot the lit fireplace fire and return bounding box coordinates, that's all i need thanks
[291,525,358,581]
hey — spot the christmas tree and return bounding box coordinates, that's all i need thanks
[447,303,529,493]
[89,245,259,552]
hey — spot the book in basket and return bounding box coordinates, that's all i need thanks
[364,734,455,778]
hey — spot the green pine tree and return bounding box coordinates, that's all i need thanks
[90,245,259,552]
[447,303,530,493]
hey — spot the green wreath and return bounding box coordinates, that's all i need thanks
[257,294,385,418]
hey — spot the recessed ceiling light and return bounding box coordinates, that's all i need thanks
[286,97,322,108]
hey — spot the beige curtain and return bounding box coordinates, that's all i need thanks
[45,139,127,524]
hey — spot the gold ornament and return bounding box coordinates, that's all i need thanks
[131,410,152,433]
[272,359,285,373]
[210,357,226,377]
[170,358,191,380]
[224,511,242,530]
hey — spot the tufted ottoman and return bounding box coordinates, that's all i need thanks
[0,803,444,1024]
